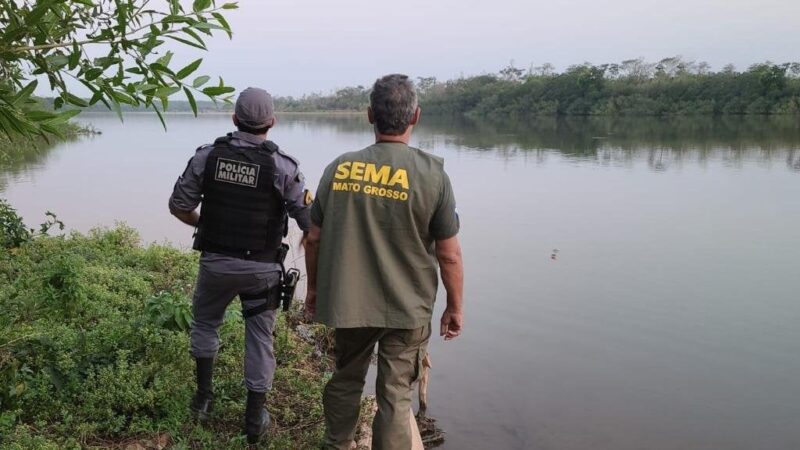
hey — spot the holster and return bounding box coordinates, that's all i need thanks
[240,286,281,319]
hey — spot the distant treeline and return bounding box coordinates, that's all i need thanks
[45,58,800,117]
[276,58,800,117]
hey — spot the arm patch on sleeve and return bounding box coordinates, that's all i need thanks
[304,189,314,205]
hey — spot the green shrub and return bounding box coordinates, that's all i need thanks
[0,198,31,249]
[0,225,329,449]
[145,290,193,332]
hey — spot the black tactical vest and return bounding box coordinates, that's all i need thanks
[197,135,286,261]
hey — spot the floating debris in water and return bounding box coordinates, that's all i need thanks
[551,248,559,260]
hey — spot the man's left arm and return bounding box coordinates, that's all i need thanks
[303,223,321,321]
[277,161,312,235]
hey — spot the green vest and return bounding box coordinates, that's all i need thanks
[310,142,459,329]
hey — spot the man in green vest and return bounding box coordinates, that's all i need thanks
[304,74,465,449]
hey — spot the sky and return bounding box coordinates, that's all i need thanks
[44,0,800,98]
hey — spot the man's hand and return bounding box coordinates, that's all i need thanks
[304,289,317,322]
[436,236,464,341]
[440,307,463,340]
[170,208,200,227]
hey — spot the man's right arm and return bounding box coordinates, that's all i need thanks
[436,235,464,340]
[169,145,210,226]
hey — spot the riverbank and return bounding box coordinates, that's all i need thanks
[0,122,96,163]
[0,203,349,449]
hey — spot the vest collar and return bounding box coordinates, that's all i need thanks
[230,130,266,146]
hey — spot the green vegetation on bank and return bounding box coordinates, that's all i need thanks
[0,201,334,449]
[423,59,800,118]
[40,57,800,118]
[238,58,800,118]
[0,120,83,161]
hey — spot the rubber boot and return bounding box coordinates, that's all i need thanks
[244,390,270,445]
[190,357,214,422]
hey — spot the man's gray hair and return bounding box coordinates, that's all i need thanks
[369,74,418,135]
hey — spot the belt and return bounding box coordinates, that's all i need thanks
[201,243,279,263]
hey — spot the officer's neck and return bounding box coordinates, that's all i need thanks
[374,128,413,145]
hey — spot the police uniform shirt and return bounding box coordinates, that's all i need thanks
[310,142,459,329]
[169,131,311,274]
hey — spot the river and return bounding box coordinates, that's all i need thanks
[2,113,800,449]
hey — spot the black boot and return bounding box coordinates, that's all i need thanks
[190,357,214,422]
[244,390,270,445]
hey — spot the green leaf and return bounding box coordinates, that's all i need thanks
[164,35,206,50]
[26,110,57,121]
[176,59,202,80]
[169,0,181,15]
[202,86,235,97]
[111,91,137,105]
[154,105,167,130]
[184,87,198,117]
[94,57,122,69]
[47,54,70,69]
[89,91,104,106]
[135,83,159,92]
[156,51,174,67]
[222,2,239,9]
[162,15,192,25]
[25,0,55,25]
[212,13,233,38]
[12,80,37,105]
[192,75,210,88]
[68,42,81,70]
[53,97,64,109]
[44,109,81,124]
[84,68,103,81]
[111,102,123,122]
[193,0,212,12]
[181,27,207,46]
[193,22,224,31]
[64,93,88,107]
[150,63,175,76]
[155,86,181,98]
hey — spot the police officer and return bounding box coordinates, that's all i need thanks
[304,74,465,449]
[168,87,311,445]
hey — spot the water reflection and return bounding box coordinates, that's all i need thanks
[0,138,67,191]
[276,114,800,172]
[418,115,800,172]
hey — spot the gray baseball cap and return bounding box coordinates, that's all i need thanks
[235,87,275,128]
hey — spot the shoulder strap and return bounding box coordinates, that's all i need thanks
[213,134,233,147]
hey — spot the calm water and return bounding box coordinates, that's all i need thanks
[3,114,800,450]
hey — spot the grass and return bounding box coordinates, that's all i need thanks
[0,218,341,449]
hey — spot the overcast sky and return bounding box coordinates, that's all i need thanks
[56,0,800,98]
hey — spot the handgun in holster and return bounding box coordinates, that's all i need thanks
[241,243,297,318]
[276,243,300,311]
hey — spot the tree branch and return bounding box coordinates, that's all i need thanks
[4,7,227,54]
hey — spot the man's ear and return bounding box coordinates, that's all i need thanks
[367,106,375,124]
[232,114,239,127]
[269,116,277,128]
[410,107,421,125]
